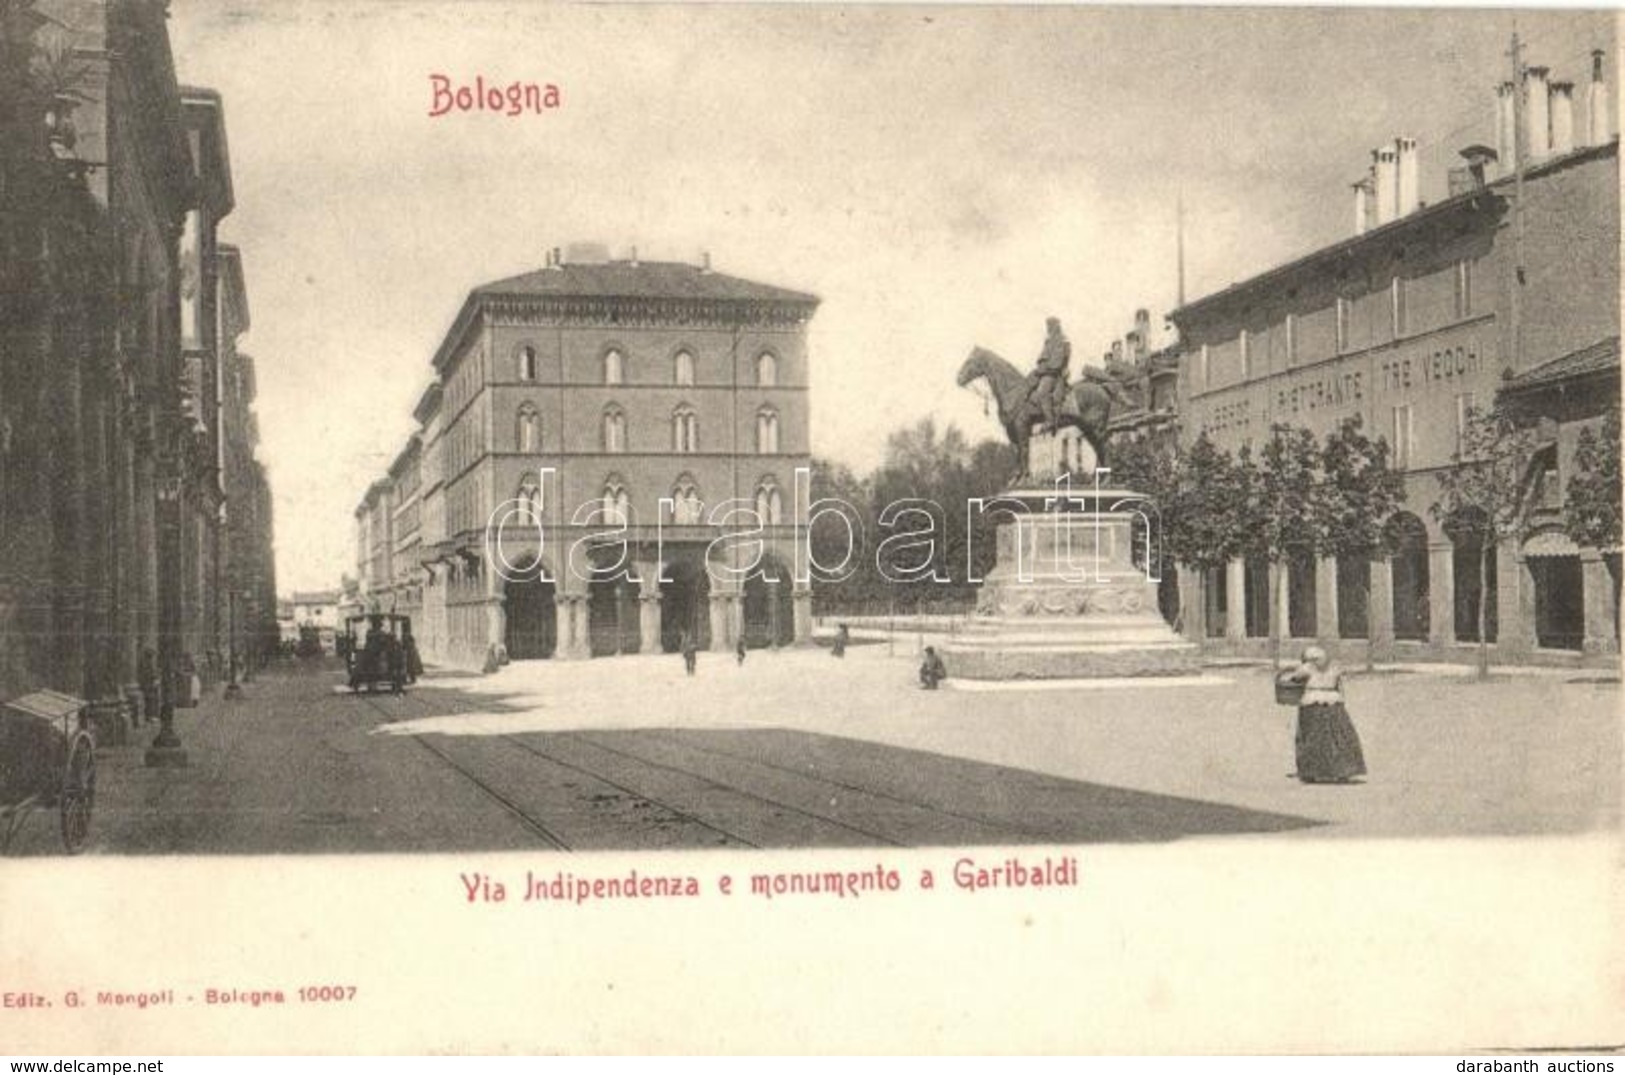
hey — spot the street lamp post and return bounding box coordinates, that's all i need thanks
[145,471,189,767]
[224,590,242,698]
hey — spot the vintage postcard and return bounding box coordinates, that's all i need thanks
[0,0,1620,1055]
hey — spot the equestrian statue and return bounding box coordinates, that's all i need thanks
[956,317,1121,484]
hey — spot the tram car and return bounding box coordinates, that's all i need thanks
[341,614,422,694]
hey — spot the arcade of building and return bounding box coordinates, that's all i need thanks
[1168,62,1620,664]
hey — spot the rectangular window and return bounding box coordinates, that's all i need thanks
[1391,277,1408,337]
[1197,344,1209,391]
[1454,392,1476,456]
[1284,314,1298,367]
[1392,404,1414,469]
[1335,298,1350,353]
[1454,259,1473,319]
[1238,330,1251,380]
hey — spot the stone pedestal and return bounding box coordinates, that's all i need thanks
[946,490,1199,679]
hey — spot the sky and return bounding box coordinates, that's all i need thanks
[163,2,1616,593]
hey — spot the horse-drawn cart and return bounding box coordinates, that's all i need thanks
[0,690,96,854]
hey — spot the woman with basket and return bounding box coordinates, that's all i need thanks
[1276,644,1366,784]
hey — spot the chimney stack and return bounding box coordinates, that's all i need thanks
[552,246,562,269]
[629,245,639,267]
[1373,145,1399,225]
[1458,145,1498,192]
[1496,81,1517,175]
[700,251,711,273]
[1589,49,1610,146]
[1353,174,1374,234]
[1396,137,1420,215]
[1133,309,1150,358]
[1526,66,1552,160]
[1550,81,1576,155]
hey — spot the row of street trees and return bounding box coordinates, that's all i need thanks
[1111,416,1406,669]
[813,402,1620,678]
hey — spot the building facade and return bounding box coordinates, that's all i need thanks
[1169,81,1619,665]
[357,246,820,668]
[0,3,268,741]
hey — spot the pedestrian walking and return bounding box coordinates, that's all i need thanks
[919,646,947,690]
[1278,644,1366,784]
[831,623,849,658]
[736,637,747,666]
[681,631,698,677]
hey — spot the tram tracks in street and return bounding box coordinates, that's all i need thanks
[349,677,1038,850]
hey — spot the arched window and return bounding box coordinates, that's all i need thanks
[517,344,537,382]
[670,475,704,525]
[516,404,540,453]
[756,406,780,454]
[755,478,783,525]
[756,352,778,387]
[602,405,626,453]
[672,404,699,453]
[604,349,624,386]
[602,479,631,525]
[674,350,694,387]
[516,480,543,524]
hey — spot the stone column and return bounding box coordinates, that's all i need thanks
[792,584,813,645]
[562,596,591,660]
[1315,556,1339,642]
[1270,561,1289,641]
[1495,551,1534,655]
[708,593,732,653]
[1428,541,1455,648]
[1369,558,1395,657]
[1581,550,1618,655]
[639,592,662,655]
[1224,558,1246,642]
[1178,566,1204,642]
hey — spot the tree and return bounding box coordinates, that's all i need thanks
[1317,414,1406,670]
[1166,432,1250,638]
[806,456,875,613]
[1254,424,1323,668]
[1566,402,1621,552]
[1431,404,1542,679]
[1108,434,1183,623]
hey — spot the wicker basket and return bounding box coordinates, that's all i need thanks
[1274,675,1306,706]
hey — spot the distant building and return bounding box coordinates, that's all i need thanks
[355,245,820,668]
[1169,60,1619,664]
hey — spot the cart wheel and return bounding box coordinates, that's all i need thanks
[59,731,95,854]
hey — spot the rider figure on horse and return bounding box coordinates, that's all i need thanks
[1026,316,1071,433]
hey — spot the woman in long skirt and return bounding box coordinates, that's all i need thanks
[1289,645,1366,784]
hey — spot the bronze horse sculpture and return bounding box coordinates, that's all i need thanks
[957,346,1114,483]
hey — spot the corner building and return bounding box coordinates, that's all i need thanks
[1170,135,1619,665]
[370,248,819,668]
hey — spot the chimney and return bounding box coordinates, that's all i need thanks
[1526,65,1551,160]
[1134,309,1150,357]
[1550,81,1575,155]
[1373,145,1399,225]
[700,251,711,273]
[1395,136,1420,215]
[1353,174,1374,235]
[1458,145,1498,191]
[551,246,562,269]
[1496,81,1517,174]
[1589,50,1610,146]
[629,245,639,267]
